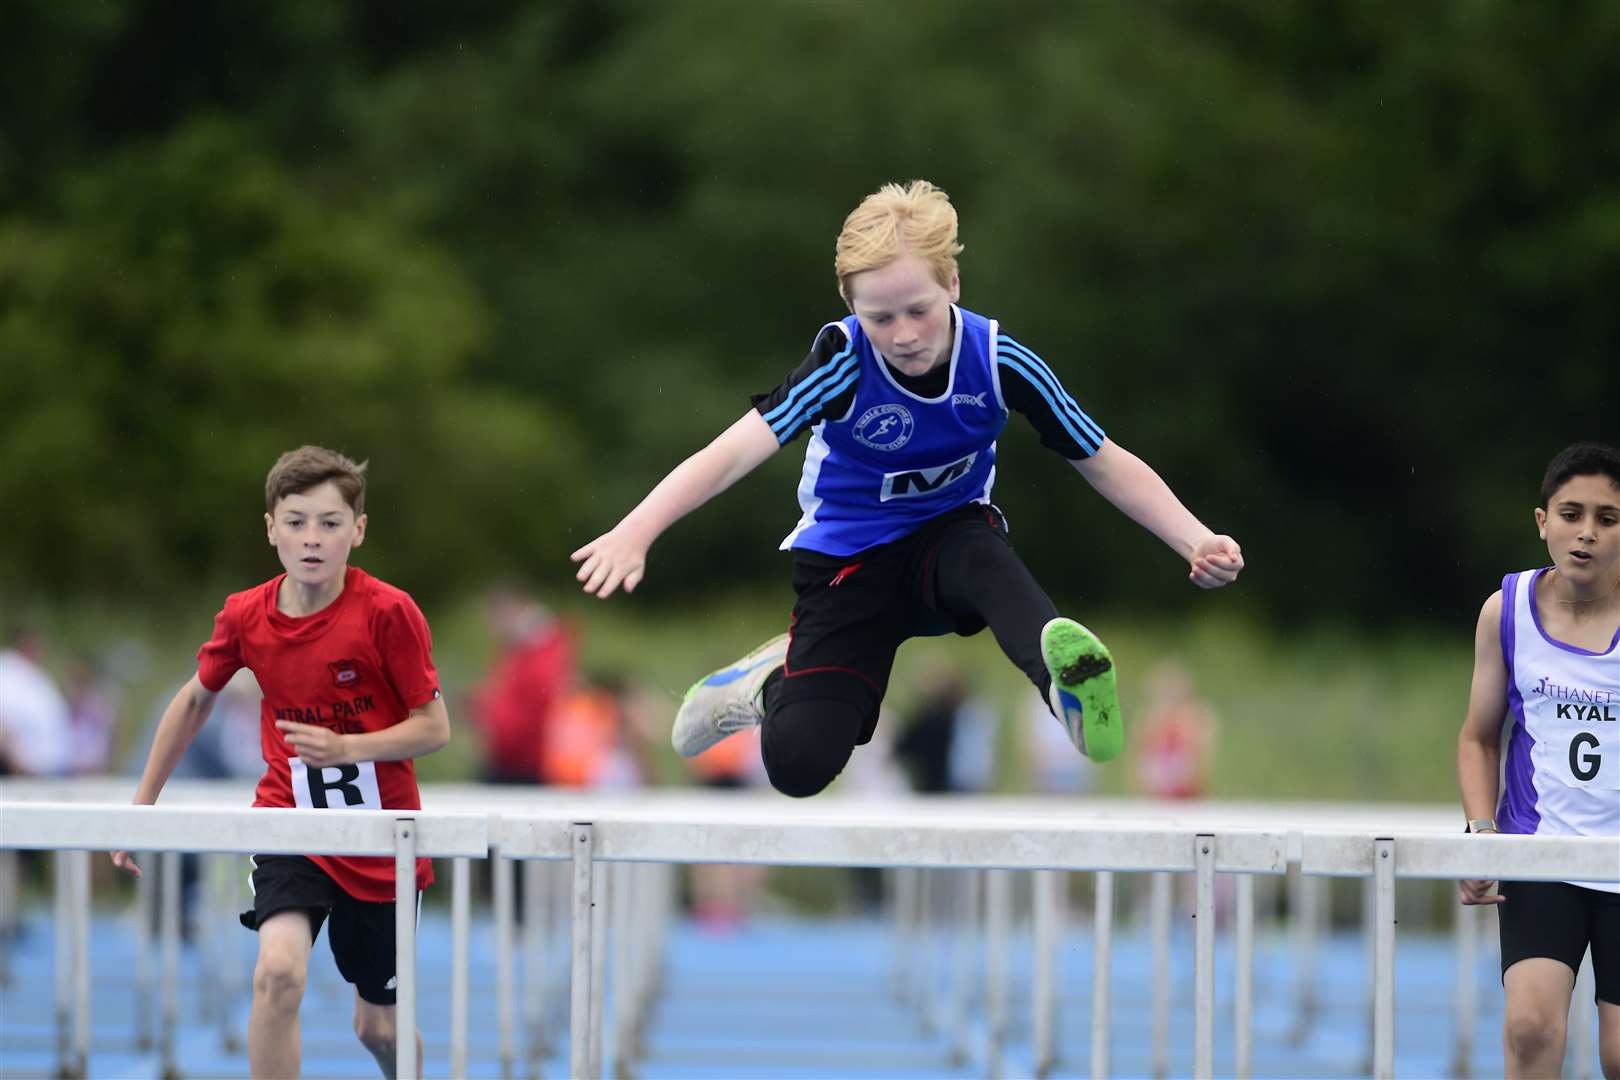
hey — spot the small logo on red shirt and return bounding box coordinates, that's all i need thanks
[329,660,362,688]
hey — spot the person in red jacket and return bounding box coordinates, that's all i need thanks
[113,445,450,1080]
[470,587,574,785]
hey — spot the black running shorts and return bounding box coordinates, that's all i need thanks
[1498,879,1620,1005]
[240,854,414,1006]
[778,504,1013,728]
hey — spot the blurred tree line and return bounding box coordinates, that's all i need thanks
[2,0,1615,624]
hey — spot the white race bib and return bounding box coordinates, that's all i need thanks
[288,758,382,810]
[1568,722,1620,792]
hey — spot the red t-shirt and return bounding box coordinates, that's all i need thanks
[196,567,439,901]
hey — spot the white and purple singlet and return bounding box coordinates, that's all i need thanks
[1497,567,1620,892]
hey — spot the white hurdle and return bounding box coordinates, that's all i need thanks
[3,785,1618,1079]
[0,801,488,1080]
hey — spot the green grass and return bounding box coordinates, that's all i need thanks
[18,589,1472,803]
[491,590,1475,802]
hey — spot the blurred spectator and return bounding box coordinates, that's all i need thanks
[469,588,575,785]
[893,660,996,794]
[0,624,71,942]
[542,672,658,790]
[62,652,119,776]
[1133,661,1216,801]
[0,626,71,778]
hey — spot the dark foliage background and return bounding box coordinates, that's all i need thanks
[3,0,1615,623]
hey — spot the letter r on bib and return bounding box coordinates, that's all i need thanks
[289,758,382,809]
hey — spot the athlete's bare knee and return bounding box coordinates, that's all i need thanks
[1504,1004,1565,1066]
[252,950,306,1012]
[354,1006,397,1060]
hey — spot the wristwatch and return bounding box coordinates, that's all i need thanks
[1466,818,1498,834]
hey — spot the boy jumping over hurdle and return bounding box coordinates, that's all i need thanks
[572,180,1243,797]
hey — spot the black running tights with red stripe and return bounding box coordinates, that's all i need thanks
[760,503,1058,797]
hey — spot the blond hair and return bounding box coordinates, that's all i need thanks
[835,180,964,304]
[265,445,368,515]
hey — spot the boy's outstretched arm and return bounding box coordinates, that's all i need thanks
[111,673,220,876]
[572,410,780,598]
[1070,439,1244,588]
[1456,592,1508,906]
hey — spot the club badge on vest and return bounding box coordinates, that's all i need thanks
[853,404,914,451]
[329,659,362,689]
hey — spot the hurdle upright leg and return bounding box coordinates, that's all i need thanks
[1090,870,1114,1080]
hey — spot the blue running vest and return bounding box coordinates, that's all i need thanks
[781,306,1007,556]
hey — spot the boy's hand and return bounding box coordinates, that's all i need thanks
[1189,535,1244,588]
[570,527,648,599]
[276,720,351,768]
[110,850,141,877]
[1459,878,1504,905]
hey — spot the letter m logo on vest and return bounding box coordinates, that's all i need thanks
[880,452,978,502]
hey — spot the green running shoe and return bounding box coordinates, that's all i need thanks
[1040,617,1122,763]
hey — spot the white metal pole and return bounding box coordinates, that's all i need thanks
[588,859,607,1080]
[54,850,72,1076]
[1362,873,1377,1075]
[569,824,595,1080]
[1194,835,1216,1080]
[1372,838,1395,1080]
[1289,869,1322,1046]
[1032,869,1057,1079]
[524,858,546,1071]
[900,867,926,1010]
[886,868,903,998]
[217,856,243,1052]
[493,849,515,1078]
[1149,870,1172,1080]
[917,867,937,1033]
[134,852,155,1051]
[198,855,219,1027]
[645,863,667,1020]
[610,860,633,1078]
[450,857,470,1080]
[1571,946,1596,1080]
[551,860,570,1025]
[622,863,647,1064]
[71,850,91,1078]
[1090,870,1113,1080]
[951,869,975,1063]
[643,863,666,1032]
[0,849,16,989]
[986,868,1011,1078]
[1451,896,1478,1077]
[160,850,180,1080]
[1235,873,1255,1080]
[394,820,419,1080]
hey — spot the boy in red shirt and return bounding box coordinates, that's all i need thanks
[112,446,450,1079]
